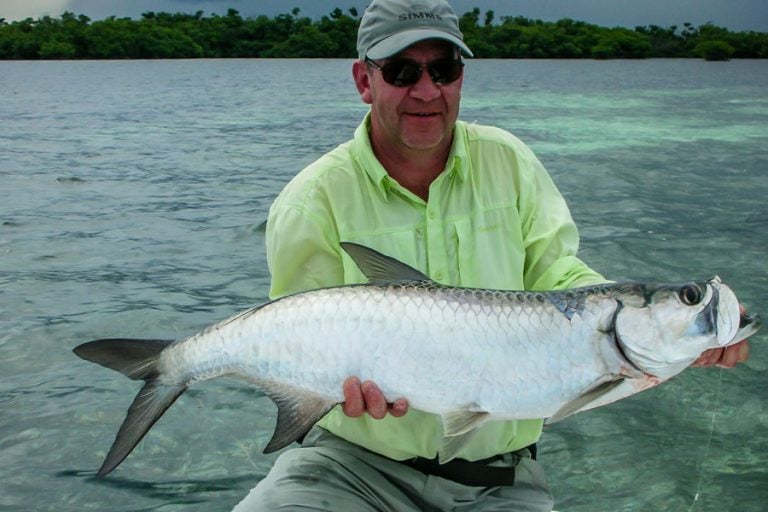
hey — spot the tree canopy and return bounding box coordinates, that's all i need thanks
[0,7,765,60]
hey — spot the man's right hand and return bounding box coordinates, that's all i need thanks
[342,376,409,419]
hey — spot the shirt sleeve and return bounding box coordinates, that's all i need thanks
[516,150,607,291]
[266,198,343,300]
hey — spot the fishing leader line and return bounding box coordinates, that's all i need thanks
[686,367,724,512]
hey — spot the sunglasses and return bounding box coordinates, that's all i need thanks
[365,57,464,87]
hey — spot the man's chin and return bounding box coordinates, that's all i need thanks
[400,131,450,152]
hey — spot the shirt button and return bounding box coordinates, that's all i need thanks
[434,271,444,281]
[428,210,437,220]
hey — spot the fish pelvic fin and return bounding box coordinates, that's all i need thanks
[545,378,625,425]
[73,338,186,477]
[340,242,430,284]
[258,380,337,454]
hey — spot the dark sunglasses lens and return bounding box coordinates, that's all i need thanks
[429,59,463,84]
[380,59,463,87]
[382,61,421,86]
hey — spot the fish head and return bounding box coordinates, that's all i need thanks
[614,276,761,379]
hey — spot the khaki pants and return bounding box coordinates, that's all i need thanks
[233,427,554,511]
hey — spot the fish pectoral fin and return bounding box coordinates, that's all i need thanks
[546,378,626,425]
[260,381,336,454]
[442,408,491,437]
[340,242,430,284]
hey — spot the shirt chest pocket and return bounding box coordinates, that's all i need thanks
[452,207,527,289]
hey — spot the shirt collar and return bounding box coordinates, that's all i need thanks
[447,120,470,182]
[353,113,390,190]
[352,113,470,197]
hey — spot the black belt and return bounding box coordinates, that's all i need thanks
[401,443,536,487]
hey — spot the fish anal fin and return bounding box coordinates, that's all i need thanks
[340,242,430,284]
[436,408,490,464]
[442,408,491,437]
[260,381,336,453]
[546,378,625,425]
[98,379,186,477]
[438,430,479,464]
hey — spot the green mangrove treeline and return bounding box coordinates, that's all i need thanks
[1,7,766,61]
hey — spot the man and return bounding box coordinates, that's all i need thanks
[234,0,749,509]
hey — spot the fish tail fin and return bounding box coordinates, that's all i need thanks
[73,338,186,477]
[73,338,173,380]
[97,378,185,477]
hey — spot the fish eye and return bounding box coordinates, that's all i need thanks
[679,284,703,305]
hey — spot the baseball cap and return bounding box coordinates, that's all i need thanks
[357,0,474,60]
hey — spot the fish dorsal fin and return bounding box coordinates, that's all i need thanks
[545,378,626,425]
[340,242,430,284]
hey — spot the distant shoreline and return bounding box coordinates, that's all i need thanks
[1,9,766,61]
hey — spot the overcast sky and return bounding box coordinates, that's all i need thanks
[2,0,767,32]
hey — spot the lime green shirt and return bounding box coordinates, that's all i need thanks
[266,113,605,461]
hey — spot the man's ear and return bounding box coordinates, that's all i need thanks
[352,60,373,105]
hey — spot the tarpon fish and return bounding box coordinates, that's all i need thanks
[74,243,761,477]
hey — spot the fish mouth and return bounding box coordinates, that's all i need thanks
[740,314,753,329]
[734,311,762,345]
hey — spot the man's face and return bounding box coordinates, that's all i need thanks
[353,40,463,157]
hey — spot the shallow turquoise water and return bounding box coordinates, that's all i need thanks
[1,59,766,511]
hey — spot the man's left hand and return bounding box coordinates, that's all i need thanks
[692,339,749,368]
